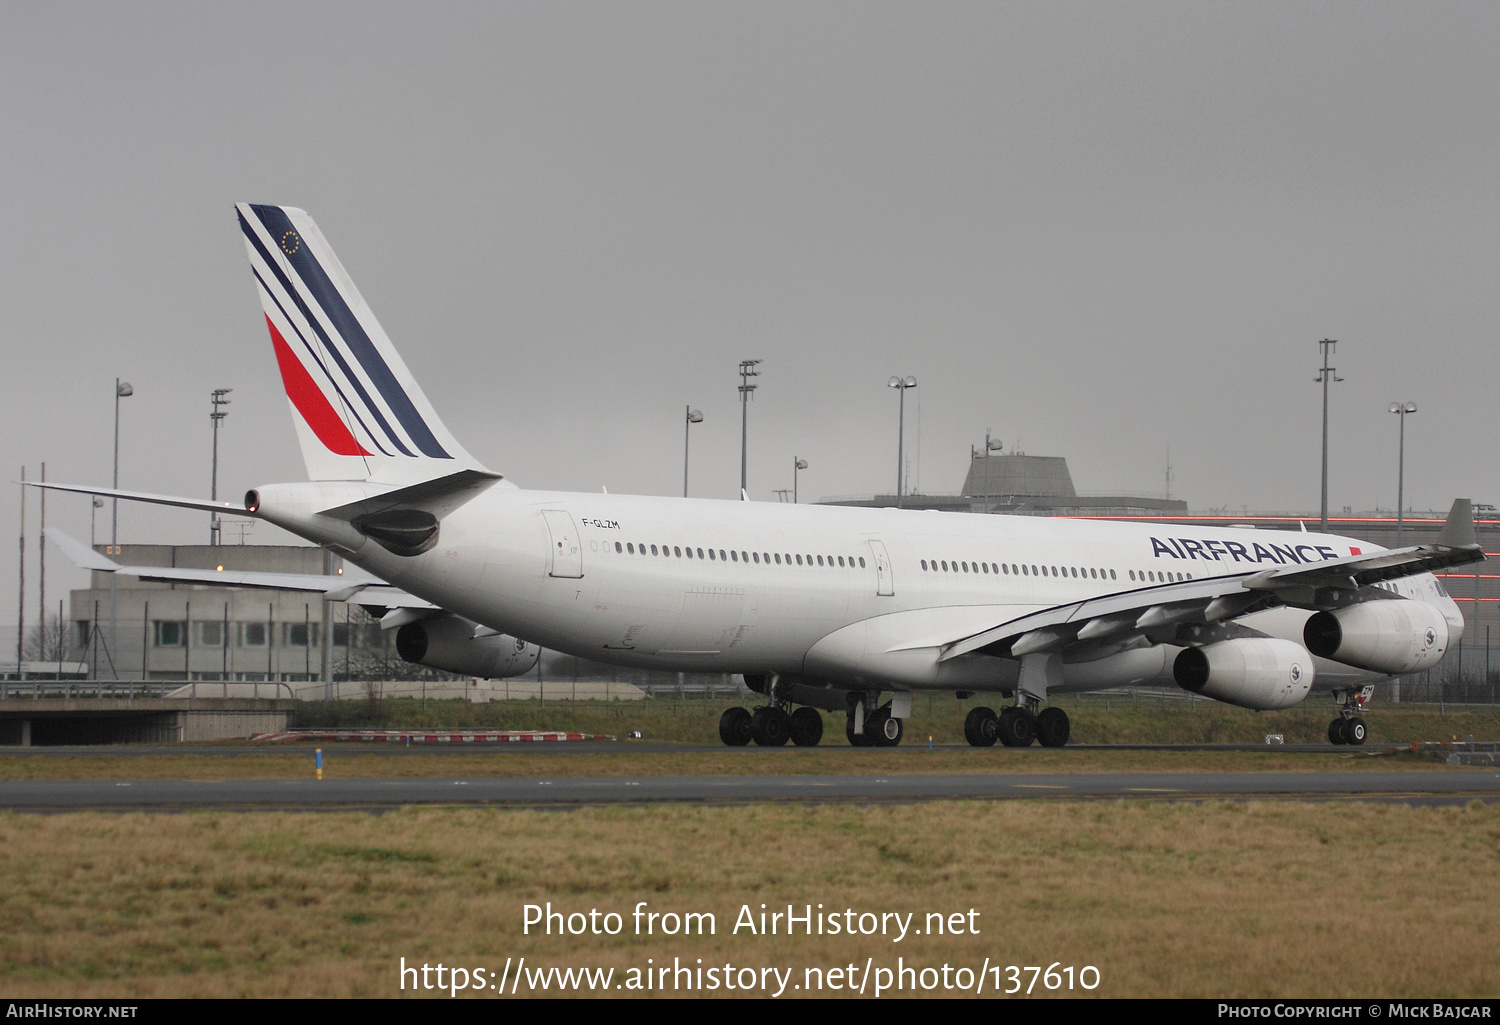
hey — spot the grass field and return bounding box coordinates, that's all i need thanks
[287,692,1500,747]
[4,698,1494,781]
[2,800,1497,998]
[4,699,1497,999]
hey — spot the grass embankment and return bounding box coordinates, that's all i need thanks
[2,698,1494,781]
[2,801,1497,998]
[288,692,1500,747]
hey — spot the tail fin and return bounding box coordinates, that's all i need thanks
[236,203,490,484]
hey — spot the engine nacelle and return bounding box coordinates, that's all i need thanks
[395,614,539,679]
[1303,600,1449,675]
[1173,638,1314,710]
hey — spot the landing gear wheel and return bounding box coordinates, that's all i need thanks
[1036,707,1071,748]
[998,707,1037,748]
[1345,717,1367,746]
[846,711,876,747]
[750,707,790,747]
[719,707,753,747]
[964,706,1000,748]
[788,707,824,747]
[870,711,904,747]
[1328,718,1348,745]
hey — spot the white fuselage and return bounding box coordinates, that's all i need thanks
[258,485,1466,697]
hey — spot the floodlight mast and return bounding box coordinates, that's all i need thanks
[738,360,761,495]
[210,388,232,544]
[683,406,703,498]
[1389,401,1417,547]
[888,376,917,507]
[1314,339,1342,532]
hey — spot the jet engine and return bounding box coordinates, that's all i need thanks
[1173,637,1314,710]
[1303,600,1449,675]
[395,614,539,679]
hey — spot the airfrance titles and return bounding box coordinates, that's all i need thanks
[1151,537,1348,565]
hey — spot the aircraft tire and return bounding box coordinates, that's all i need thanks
[719,707,753,747]
[1346,717,1367,746]
[870,710,903,747]
[998,707,1036,748]
[846,712,876,747]
[751,707,791,747]
[1328,718,1348,745]
[964,707,1000,747]
[789,707,824,747]
[1036,707,1070,748]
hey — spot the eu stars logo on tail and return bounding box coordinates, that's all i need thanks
[236,203,491,486]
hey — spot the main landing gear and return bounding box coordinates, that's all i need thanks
[1327,686,1374,747]
[846,702,903,748]
[720,679,908,748]
[718,704,825,748]
[963,702,1071,748]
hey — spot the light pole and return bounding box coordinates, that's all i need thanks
[110,378,132,682]
[1389,401,1417,547]
[793,458,808,504]
[1314,339,1341,532]
[888,376,917,507]
[111,379,133,551]
[210,388,232,544]
[89,496,103,548]
[738,360,761,496]
[683,406,702,498]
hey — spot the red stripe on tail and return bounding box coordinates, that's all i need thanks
[265,316,372,456]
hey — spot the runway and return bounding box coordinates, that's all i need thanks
[2,769,1497,811]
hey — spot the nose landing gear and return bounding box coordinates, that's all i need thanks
[1327,686,1374,747]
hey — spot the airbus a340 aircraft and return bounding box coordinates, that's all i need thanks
[39,205,1486,749]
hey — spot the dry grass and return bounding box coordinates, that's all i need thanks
[1,801,1497,998]
[0,745,1473,781]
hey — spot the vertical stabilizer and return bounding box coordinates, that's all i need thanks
[236,203,490,484]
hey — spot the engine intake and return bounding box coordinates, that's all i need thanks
[1303,600,1449,675]
[396,614,539,679]
[1174,637,1314,710]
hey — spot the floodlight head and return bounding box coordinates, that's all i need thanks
[1406,402,1417,413]
[904,376,917,388]
[988,439,1004,452]
[686,408,703,423]
[1389,403,1400,413]
[795,458,808,470]
[116,382,133,397]
[888,376,901,388]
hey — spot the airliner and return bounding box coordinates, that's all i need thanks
[38,205,1485,749]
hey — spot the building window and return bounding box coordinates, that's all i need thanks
[194,621,224,646]
[283,623,319,647]
[153,621,186,647]
[240,622,268,647]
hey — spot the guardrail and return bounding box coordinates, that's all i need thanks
[0,681,296,701]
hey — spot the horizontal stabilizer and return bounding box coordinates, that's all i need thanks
[44,528,436,608]
[318,469,503,557]
[25,481,251,517]
[317,468,503,522]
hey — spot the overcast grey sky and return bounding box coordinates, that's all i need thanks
[2,1,1497,629]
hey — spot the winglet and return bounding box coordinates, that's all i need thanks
[1437,498,1478,549]
[45,528,119,572]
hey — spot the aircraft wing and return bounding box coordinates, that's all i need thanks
[45,528,437,609]
[940,499,1485,663]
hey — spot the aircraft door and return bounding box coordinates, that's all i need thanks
[541,509,584,578]
[868,539,894,596]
